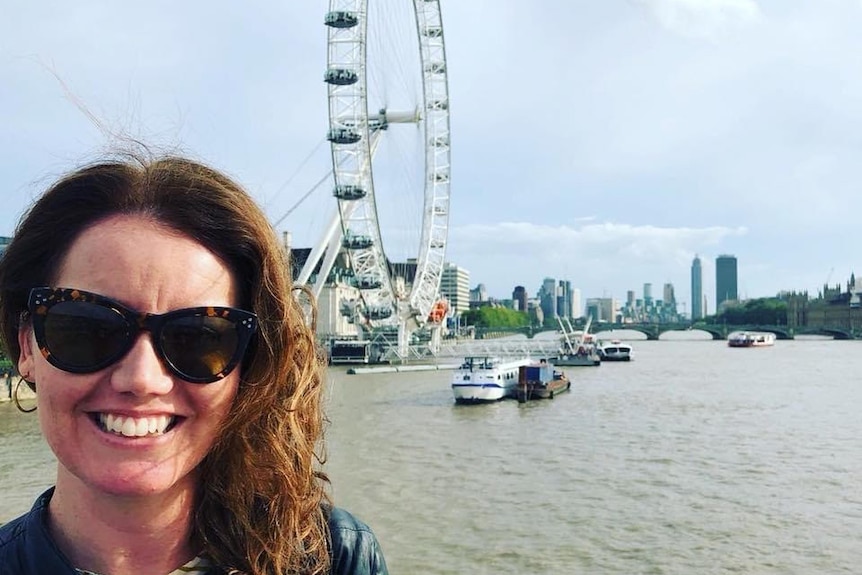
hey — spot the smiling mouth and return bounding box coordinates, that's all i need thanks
[95,413,177,437]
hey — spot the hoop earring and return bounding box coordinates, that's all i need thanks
[14,379,37,413]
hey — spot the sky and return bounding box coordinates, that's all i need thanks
[3,0,862,312]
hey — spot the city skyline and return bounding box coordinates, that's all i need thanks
[466,249,855,320]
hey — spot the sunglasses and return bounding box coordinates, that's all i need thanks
[28,287,258,384]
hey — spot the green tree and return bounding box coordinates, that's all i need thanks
[461,307,529,328]
[712,298,787,325]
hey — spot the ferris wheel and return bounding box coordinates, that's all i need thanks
[300,0,451,358]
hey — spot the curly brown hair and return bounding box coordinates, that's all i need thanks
[0,154,331,575]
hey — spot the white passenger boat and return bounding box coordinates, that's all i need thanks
[727,331,776,347]
[597,339,634,362]
[451,356,533,403]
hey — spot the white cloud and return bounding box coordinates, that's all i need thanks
[637,0,762,38]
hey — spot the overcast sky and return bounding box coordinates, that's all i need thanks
[3,0,861,311]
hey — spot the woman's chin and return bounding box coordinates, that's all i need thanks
[64,462,197,500]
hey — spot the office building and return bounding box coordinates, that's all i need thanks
[440,263,470,316]
[512,286,527,312]
[663,283,676,309]
[716,254,738,309]
[540,277,557,319]
[586,297,618,323]
[691,255,703,320]
[557,280,573,318]
[470,283,488,304]
[571,287,582,319]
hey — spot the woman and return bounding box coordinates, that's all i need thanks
[0,155,388,575]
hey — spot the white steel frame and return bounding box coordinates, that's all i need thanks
[301,0,451,359]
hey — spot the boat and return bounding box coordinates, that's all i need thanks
[451,356,532,403]
[515,361,571,403]
[727,331,776,347]
[597,339,634,362]
[553,316,601,367]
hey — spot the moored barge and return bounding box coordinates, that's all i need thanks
[516,361,571,403]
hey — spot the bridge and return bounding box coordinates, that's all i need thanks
[474,323,859,341]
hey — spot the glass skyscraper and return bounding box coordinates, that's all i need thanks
[691,255,703,320]
[715,254,738,309]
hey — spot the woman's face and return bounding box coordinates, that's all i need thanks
[17,214,241,498]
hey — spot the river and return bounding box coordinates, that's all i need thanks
[1,334,860,574]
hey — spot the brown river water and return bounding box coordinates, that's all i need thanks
[1,334,860,574]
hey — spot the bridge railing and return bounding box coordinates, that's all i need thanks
[472,322,857,340]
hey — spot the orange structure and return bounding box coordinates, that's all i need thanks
[427,299,449,323]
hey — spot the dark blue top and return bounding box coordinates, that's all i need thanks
[0,488,389,574]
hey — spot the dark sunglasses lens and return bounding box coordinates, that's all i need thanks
[160,315,240,380]
[43,302,130,370]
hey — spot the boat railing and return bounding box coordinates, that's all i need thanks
[457,356,507,371]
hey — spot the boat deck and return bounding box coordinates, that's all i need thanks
[516,376,571,402]
[515,362,571,403]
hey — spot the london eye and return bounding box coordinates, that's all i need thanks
[298,0,451,360]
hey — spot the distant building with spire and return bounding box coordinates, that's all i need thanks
[691,255,703,320]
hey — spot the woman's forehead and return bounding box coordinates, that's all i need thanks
[55,215,238,311]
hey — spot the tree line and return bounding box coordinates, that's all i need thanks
[703,297,787,326]
[460,307,530,328]
[461,296,789,330]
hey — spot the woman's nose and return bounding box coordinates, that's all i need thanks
[109,333,175,396]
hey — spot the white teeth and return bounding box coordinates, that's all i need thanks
[123,418,137,436]
[99,413,173,437]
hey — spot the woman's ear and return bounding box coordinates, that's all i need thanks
[17,323,35,381]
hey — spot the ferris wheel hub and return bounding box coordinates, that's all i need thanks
[374,107,422,125]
